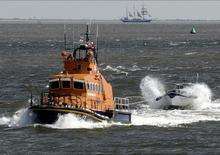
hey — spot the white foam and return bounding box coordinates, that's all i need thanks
[0,108,35,128]
[45,113,111,129]
[131,109,220,127]
[140,76,215,110]
[185,52,198,56]
[172,83,212,110]
[0,116,11,125]
[0,75,219,129]
[1,105,220,129]
[128,65,142,71]
[103,65,128,75]
[136,75,220,127]
[169,41,179,46]
[140,76,168,109]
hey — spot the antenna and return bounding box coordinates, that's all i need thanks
[30,90,33,106]
[64,24,67,50]
[95,24,99,64]
[85,24,89,42]
[89,19,92,34]
[72,24,74,50]
[196,73,199,83]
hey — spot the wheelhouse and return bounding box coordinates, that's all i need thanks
[49,78,86,91]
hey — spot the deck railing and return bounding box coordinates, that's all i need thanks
[39,92,84,108]
[114,97,129,111]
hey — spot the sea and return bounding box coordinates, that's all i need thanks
[0,20,219,154]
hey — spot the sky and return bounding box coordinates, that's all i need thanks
[0,1,220,20]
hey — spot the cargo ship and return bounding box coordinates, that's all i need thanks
[121,5,152,23]
[28,25,131,124]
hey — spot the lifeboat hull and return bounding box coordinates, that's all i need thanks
[29,105,111,124]
[28,105,131,124]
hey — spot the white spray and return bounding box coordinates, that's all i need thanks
[171,83,212,109]
[45,113,111,129]
[140,76,214,110]
[0,108,35,128]
[0,75,219,129]
[140,76,170,109]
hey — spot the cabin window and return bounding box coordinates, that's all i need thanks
[90,84,93,91]
[86,83,90,90]
[87,68,92,71]
[96,85,99,92]
[98,85,101,93]
[62,81,70,88]
[92,84,95,91]
[89,83,92,90]
[94,84,96,92]
[74,81,84,89]
[100,86,103,93]
[77,65,81,70]
[49,81,60,89]
[97,85,99,93]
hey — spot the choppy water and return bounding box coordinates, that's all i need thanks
[0,20,220,154]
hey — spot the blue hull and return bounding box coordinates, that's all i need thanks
[121,18,152,23]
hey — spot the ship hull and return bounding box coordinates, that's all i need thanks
[121,18,152,23]
[163,105,187,110]
[28,106,131,124]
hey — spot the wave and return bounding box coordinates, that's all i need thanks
[185,52,198,56]
[140,76,166,109]
[0,108,35,128]
[0,75,219,129]
[0,108,121,129]
[44,113,111,129]
[1,105,220,129]
[140,76,215,110]
[171,83,212,110]
[103,65,128,75]
[168,41,187,47]
[134,75,220,127]
[103,65,143,75]
[131,107,220,127]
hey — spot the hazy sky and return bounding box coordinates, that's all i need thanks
[0,1,220,20]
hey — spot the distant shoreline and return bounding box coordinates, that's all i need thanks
[0,18,220,24]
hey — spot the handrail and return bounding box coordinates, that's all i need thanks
[40,91,84,108]
[114,97,130,111]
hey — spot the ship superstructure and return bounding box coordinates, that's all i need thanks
[121,5,152,23]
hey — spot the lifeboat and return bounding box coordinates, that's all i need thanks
[28,25,131,124]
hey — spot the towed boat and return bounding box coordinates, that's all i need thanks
[156,83,197,110]
[28,25,131,124]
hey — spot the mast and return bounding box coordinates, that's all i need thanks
[95,24,99,64]
[72,24,75,50]
[196,73,199,83]
[126,7,128,18]
[64,24,67,50]
[141,4,149,20]
[85,24,89,42]
[133,4,136,17]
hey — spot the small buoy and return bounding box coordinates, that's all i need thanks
[190,26,197,34]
